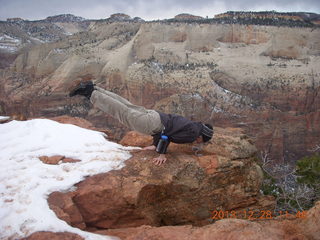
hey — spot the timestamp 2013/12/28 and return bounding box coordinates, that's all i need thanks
[211,210,307,220]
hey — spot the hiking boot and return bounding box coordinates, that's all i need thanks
[69,80,95,99]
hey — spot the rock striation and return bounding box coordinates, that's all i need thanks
[0,13,319,166]
[0,13,92,62]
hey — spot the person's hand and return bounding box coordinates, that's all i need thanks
[142,145,156,151]
[153,154,167,165]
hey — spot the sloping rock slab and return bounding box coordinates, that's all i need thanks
[22,231,84,240]
[48,127,274,230]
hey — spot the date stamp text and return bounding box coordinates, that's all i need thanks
[211,210,307,220]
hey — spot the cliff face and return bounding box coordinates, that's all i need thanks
[0,15,90,47]
[0,14,92,68]
[0,19,319,164]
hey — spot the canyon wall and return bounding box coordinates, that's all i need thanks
[0,18,319,164]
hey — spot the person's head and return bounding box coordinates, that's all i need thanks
[200,123,213,143]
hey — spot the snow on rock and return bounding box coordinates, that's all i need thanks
[0,116,10,120]
[0,34,21,52]
[0,119,133,240]
[0,116,10,123]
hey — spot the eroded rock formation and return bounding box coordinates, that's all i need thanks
[98,201,320,240]
[24,200,320,240]
[21,122,319,240]
[47,129,274,231]
[0,16,319,166]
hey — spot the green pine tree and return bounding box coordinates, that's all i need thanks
[296,153,320,204]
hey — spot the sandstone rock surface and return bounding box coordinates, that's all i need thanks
[98,201,320,240]
[23,231,84,240]
[15,118,319,240]
[39,155,81,164]
[26,201,320,240]
[48,129,274,231]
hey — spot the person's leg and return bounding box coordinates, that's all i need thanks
[90,90,163,135]
[94,86,146,111]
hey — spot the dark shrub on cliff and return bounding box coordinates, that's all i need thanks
[296,153,320,204]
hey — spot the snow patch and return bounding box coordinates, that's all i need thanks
[29,36,45,43]
[0,119,133,239]
[151,61,164,74]
[0,116,10,121]
[0,34,20,43]
[211,80,254,110]
[53,48,66,54]
[0,34,21,52]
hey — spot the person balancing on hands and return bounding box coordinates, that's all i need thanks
[69,81,213,165]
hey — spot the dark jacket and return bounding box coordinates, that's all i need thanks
[152,111,203,153]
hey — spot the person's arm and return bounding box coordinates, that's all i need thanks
[141,145,156,151]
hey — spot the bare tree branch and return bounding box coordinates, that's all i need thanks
[259,149,317,213]
[308,144,320,152]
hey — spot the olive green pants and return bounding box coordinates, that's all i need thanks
[90,86,163,135]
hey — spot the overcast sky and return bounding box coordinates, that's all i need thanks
[0,0,319,21]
